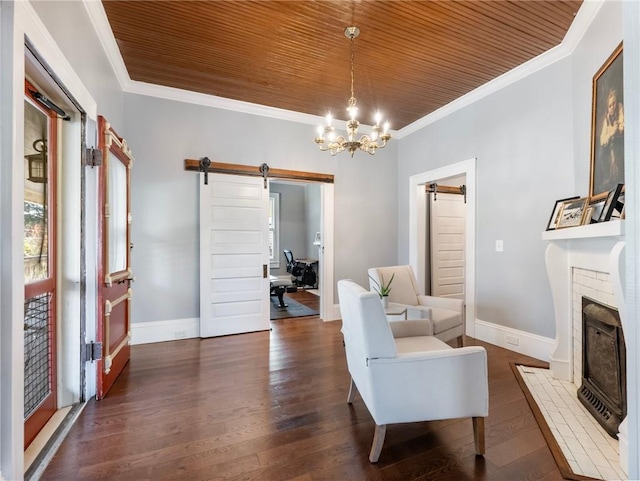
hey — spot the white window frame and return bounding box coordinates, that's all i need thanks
[269,193,280,268]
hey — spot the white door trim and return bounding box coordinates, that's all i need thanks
[409,158,476,338]
[1,3,98,477]
[319,182,335,321]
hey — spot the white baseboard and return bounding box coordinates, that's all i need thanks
[132,311,342,343]
[322,304,342,322]
[130,316,553,358]
[474,319,554,362]
[131,318,199,345]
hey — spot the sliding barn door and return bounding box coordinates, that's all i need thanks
[430,192,466,299]
[200,173,270,337]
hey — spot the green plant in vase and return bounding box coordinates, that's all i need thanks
[368,273,395,307]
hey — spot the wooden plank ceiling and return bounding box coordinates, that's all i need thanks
[102,0,582,130]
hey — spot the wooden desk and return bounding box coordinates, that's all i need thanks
[295,258,317,265]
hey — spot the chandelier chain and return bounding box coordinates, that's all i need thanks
[350,34,355,102]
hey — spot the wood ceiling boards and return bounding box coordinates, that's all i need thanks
[102,0,582,129]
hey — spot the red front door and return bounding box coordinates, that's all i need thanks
[23,82,58,447]
[96,116,134,399]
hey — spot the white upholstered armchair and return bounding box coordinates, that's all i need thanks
[337,279,488,463]
[368,265,464,346]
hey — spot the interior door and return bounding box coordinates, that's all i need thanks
[430,192,465,299]
[96,116,133,399]
[200,173,270,337]
[23,85,58,447]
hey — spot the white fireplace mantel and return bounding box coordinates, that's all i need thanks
[542,218,624,242]
[543,220,626,381]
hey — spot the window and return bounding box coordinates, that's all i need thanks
[269,193,280,268]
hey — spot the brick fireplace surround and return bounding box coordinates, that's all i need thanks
[542,220,627,477]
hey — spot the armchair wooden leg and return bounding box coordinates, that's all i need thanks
[347,377,357,404]
[457,335,464,347]
[472,417,485,455]
[369,424,387,463]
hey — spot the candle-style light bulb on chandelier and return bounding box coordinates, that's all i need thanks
[314,26,391,157]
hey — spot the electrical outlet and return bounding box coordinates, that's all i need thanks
[495,240,504,252]
[506,335,519,346]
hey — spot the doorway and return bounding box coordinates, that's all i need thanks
[269,180,321,321]
[22,39,95,474]
[410,158,476,338]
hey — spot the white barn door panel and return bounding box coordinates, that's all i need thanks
[200,173,270,337]
[430,193,466,299]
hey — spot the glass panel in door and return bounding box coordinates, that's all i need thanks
[23,88,58,448]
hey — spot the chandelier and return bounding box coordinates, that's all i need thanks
[314,26,391,157]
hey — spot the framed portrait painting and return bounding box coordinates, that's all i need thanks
[590,43,624,199]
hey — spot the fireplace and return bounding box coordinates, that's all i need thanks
[578,296,626,438]
[543,220,628,474]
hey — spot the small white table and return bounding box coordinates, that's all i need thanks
[384,302,407,320]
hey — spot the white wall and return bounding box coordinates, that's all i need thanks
[122,93,399,325]
[571,1,624,194]
[1,0,112,477]
[400,57,575,339]
[399,2,623,340]
[30,0,124,128]
[305,183,321,259]
[0,3,24,477]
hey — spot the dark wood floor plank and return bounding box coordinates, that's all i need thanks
[491,447,566,481]
[486,426,548,468]
[41,316,563,481]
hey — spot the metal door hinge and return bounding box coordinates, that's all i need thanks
[85,342,103,361]
[85,147,103,167]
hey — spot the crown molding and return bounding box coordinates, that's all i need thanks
[82,0,604,137]
[81,0,330,127]
[127,80,327,126]
[82,0,131,91]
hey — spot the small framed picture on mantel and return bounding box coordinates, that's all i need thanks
[556,197,589,229]
[598,183,624,222]
[546,196,579,230]
[588,196,607,224]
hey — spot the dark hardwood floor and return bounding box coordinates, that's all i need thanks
[41,312,564,481]
[284,289,320,311]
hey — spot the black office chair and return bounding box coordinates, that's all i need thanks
[283,249,317,287]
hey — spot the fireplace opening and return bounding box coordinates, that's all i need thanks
[578,296,626,438]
